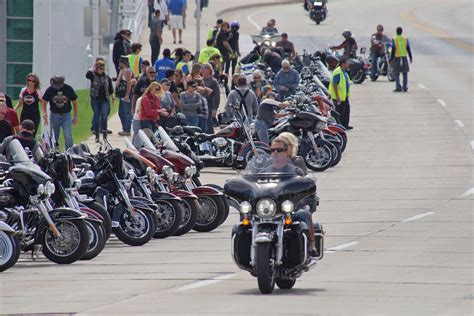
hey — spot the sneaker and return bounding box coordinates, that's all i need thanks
[393,88,402,92]
[101,129,113,135]
[95,136,100,143]
[179,40,182,44]
[173,40,176,44]
[118,131,131,136]
[309,247,319,258]
[402,88,408,92]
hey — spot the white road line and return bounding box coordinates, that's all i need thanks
[172,273,236,292]
[418,83,426,89]
[326,241,358,252]
[462,187,474,197]
[437,99,447,108]
[402,211,435,222]
[247,11,262,31]
[454,120,464,128]
[470,141,474,151]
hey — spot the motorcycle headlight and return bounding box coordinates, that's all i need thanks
[184,166,192,178]
[256,199,276,218]
[172,172,179,182]
[146,167,157,183]
[162,165,173,179]
[240,201,252,214]
[45,181,55,197]
[73,179,82,190]
[37,183,45,196]
[128,169,136,181]
[191,165,197,175]
[281,200,294,214]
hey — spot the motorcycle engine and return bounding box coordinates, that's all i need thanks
[212,137,229,149]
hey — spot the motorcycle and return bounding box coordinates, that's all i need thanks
[309,1,327,25]
[370,42,395,81]
[0,221,20,272]
[225,154,324,294]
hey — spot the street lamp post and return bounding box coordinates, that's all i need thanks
[196,0,201,56]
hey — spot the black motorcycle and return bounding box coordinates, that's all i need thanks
[225,155,324,294]
[309,1,327,25]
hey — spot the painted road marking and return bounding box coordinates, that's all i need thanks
[326,241,359,252]
[173,273,236,292]
[401,7,474,53]
[247,11,262,31]
[470,141,474,151]
[402,212,435,222]
[454,120,464,128]
[437,99,447,108]
[418,83,426,90]
[462,187,474,197]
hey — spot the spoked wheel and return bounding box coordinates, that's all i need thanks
[153,200,182,238]
[276,278,296,289]
[351,69,366,84]
[256,243,275,294]
[113,208,155,246]
[42,220,89,264]
[81,221,106,261]
[174,198,198,236]
[0,231,20,272]
[304,143,334,172]
[327,141,342,167]
[193,195,225,232]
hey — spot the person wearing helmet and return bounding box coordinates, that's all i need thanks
[331,30,358,59]
[325,53,339,71]
[41,75,79,149]
[227,21,241,75]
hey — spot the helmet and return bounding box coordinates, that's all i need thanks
[50,75,65,90]
[325,53,339,63]
[171,125,184,136]
[230,21,240,29]
[342,30,352,38]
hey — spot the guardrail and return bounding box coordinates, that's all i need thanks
[120,0,146,42]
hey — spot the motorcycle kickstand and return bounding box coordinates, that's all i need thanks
[32,244,42,260]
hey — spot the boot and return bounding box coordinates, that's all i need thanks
[102,131,108,141]
[308,219,318,257]
[95,132,100,143]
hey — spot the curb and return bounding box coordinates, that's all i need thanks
[216,0,302,18]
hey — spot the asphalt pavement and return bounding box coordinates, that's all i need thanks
[0,0,472,315]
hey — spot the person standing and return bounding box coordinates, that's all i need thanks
[202,64,220,132]
[207,19,223,43]
[0,103,13,142]
[115,56,133,136]
[157,78,176,127]
[0,94,18,135]
[273,60,300,100]
[225,76,258,122]
[198,39,222,64]
[15,73,42,137]
[149,10,164,65]
[180,80,202,126]
[147,0,154,27]
[156,0,169,30]
[165,69,182,110]
[176,50,193,76]
[42,75,79,149]
[195,78,209,132]
[128,43,144,78]
[215,22,233,75]
[227,21,241,75]
[329,59,353,130]
[86,60,114,142]
[391,26,413,92]
[112,30,132,75]
[139,82,168,131]
[254,92,288,144]
[155,48,175,80]
[370,24,390,81]
[168,0,185,44]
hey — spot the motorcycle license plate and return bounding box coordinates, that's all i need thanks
[313,1,323,5]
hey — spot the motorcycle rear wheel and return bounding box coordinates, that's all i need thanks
[351,69,366,84]
[153,200,183,238]
[0,232,20,272]
[173,198,198,236]
[256,243,275,294]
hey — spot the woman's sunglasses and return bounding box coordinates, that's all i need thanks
[271,148,286,153]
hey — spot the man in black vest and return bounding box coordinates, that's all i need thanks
[13,119,37,151]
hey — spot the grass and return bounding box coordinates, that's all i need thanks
[13,89,119,150]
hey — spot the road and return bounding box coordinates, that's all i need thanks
[1,0,473,315]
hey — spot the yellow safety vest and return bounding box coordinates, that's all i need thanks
[329,66,349,101]
[393,35,407,57]
[128,54,141,78]
[198,46,221,63]
[177,61,191,74]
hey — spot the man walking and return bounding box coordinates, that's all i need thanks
[391,26,413,92]
[168,0,185,44]
[149,10,163,65]
[42,75,79,149]
[329,59,353,130]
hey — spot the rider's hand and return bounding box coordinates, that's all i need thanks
[336,96,341,104]
[73,116,78,126]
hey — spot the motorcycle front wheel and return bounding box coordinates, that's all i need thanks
[256,243,275,294]
[41,220,89,264]
[304,142,334,172]
[0,231,20,272]
[152,200,183,238]
[193,195,225,232]
[113,208,155,246]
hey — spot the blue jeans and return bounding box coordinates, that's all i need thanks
[91,98,110,135]
[394,72,408,91]
[187,116,200,127]
[206,112,214,133]
[50,112,73,150]
[119,99,132,132]
[198,117,207,132]
[255,119,269,144]
[370,53,380,79]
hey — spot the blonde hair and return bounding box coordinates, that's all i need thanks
[272,137,290,158]
[143,81,164,98]
[278,132,298,158]
[26,73,41,90]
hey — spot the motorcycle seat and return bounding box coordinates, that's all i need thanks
[183,126,202,135]
[196,133,215,142]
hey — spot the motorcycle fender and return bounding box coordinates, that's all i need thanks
[0,221,15,234]
[172,189,198,200]
[79,206,104,222]
[93,187,109,207]
[192,186,223,196]
[129,197,156,211]
[76,196,95,203]
[327,125,345,134]
[111,202,155,225]
[254,232,272,243]
[36,207,88,242]
[150,191,182,202]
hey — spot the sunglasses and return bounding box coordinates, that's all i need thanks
[154,88,161,91]
[271,147,286,153]
[148,71,156,74]
[27,79,36,82]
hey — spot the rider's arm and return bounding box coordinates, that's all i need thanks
[407,39,413,62]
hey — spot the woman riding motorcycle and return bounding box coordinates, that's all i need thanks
[331,30,358,59]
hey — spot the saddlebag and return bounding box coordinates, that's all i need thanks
[231,224,252,269]
[283,223,307,268]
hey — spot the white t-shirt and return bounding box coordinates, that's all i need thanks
[134,96,143,120]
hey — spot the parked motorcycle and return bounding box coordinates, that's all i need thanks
[225,154,324,294]
[0,221,20,272]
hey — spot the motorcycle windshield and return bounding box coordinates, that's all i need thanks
[124,137,137,151]
[156,126,180,152]
[134,130,156,150]
[244,154,299,178]
[8,139,30,164]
